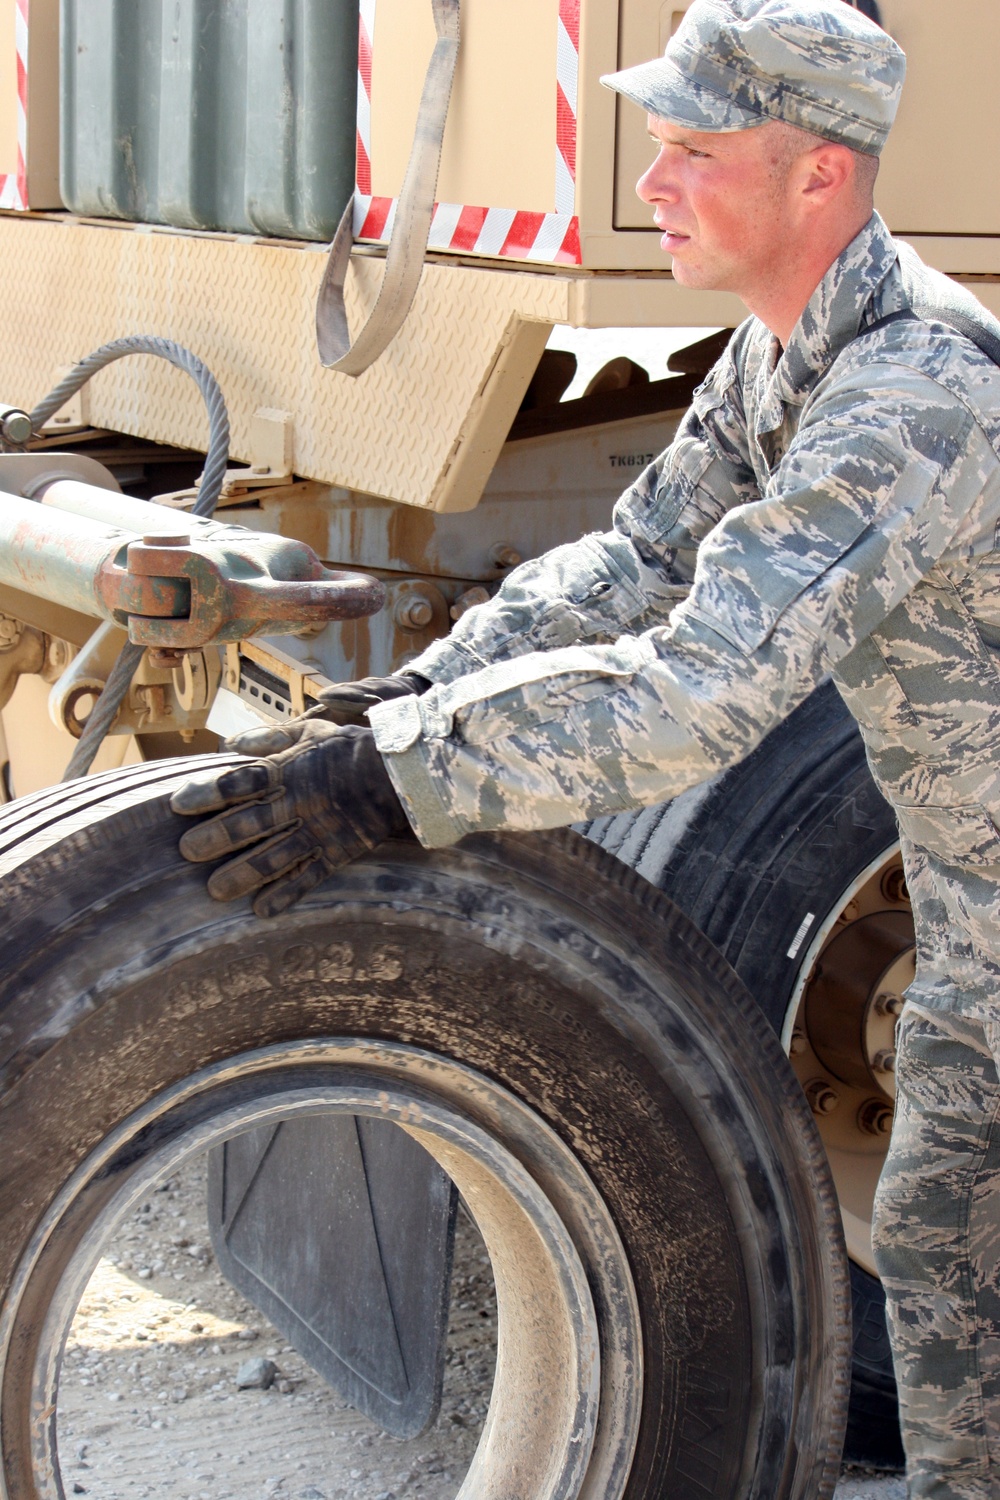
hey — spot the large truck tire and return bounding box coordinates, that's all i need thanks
[585,680,907,1469]
[0,759,850,1500]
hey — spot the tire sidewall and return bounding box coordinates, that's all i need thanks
[0,795,847,1500]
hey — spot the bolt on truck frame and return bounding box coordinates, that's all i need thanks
[0,1,997,1496]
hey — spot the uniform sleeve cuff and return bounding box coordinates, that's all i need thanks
[368,697,467,848]
[400,636,491,686]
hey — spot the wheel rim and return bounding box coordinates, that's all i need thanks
[1,1039,642,1500]
[781,846,913,1275]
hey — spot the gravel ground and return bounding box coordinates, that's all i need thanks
[834,1474,906,1500]
[58,1154,495,1500]
[55,1150,906,1500]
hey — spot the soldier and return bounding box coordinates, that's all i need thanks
[172,1,1000,1495]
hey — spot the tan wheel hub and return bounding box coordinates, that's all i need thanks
[785,850,913,1274]
[805,911,914,1100]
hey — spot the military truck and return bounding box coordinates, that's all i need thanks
[0,1,996,1496]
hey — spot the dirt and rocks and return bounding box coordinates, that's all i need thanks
[835,1474,906,1500]
[58,1154,495,1500]
[55,1152,903,1500]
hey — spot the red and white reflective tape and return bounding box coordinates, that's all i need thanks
[354,0,581,265]
[0,0,28,211]
[356,0,376,200]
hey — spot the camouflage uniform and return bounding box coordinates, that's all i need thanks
[368,210,1000,1495]
[173,1,999,1487]
[364,11,1000,1485]
[873,1004,1000,1500]
[371,213,1000,1002]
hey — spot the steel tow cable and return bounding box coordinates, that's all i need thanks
[26,337,231,780]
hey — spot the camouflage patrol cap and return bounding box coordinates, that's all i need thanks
[602,0,906,156]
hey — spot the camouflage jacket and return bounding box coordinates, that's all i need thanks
[370,213,1000,1006]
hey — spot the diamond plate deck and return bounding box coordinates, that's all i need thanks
[0,214,750,511]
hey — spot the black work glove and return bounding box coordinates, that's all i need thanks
[170,721,411,918]
[306,670,431,726]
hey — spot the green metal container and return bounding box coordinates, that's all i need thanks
[60,0,358,240]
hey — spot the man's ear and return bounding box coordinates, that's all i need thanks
[799,143,855,205]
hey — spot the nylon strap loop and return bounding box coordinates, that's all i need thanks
[316,0,460,374]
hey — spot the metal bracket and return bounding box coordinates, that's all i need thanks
[216,406,297,496]
[0,620,45,711]
[40,366,92,434]
[158,409,298,509]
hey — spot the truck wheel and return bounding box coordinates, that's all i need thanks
[584,681,907,1468]
[0,760,849,1500]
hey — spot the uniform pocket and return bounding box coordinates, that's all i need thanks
[483,538,649,657]
[894,802,1000,960]
[616,434,717,546]
[615,365,737,547]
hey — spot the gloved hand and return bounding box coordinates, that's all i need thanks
[305,670,431,726]
[170,721,411,919]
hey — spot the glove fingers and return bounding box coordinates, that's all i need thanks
[178,788,289,862]
[315,674,427,725]
[206,825,320,902]
[252,854,331,919]
[169,769,232,816]
[314,702,373,727]
[224,722,306,756]
[170,760,273,816]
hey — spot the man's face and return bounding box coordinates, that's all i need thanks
[637,117,800,296]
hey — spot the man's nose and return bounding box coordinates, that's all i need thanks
[636,151,678,205]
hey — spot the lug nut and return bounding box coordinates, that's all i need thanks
[490,544,522,570]
[394,595,434,632]
[873,1048,897,1074]
[805,1079,840,1116]
[788,1029,808,1057]
[858,1099,895,1137]
[450,586,491,621]
[874,992,905,1018]
[881,867,909,904]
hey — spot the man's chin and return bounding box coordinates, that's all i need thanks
[667,255,704,288]
[668,255,730,293]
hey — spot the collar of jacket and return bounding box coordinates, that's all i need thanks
[756,211,902,432]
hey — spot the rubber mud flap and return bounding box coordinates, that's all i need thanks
[207,1116,458,1437]
[0,757,849,1500]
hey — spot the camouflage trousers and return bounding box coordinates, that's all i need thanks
[873,1002,1000,1500]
